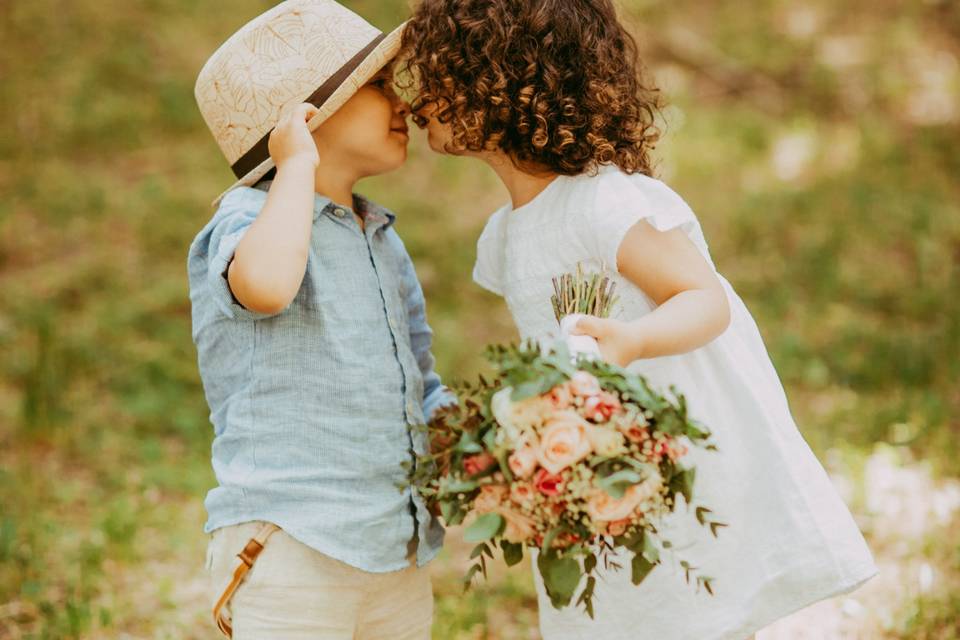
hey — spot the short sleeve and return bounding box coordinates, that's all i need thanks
[586,168,703,271]
[472,208,507,296]
[197,188,276,321]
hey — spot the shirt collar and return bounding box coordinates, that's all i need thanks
[254,180,396,229]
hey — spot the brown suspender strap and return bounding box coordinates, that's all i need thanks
[212,522,281,638]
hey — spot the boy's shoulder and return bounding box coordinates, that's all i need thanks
[189,186,267,259]
[217,185,270,217]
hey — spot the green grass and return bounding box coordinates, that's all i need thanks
[0,0,958,637]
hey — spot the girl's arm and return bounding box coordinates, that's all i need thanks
[572,221,731,366]
[227,103,320,314]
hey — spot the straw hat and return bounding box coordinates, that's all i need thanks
[195,0,405,205]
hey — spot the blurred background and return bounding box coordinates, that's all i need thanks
[1,0,958,637]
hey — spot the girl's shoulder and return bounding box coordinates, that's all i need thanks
[477,203,511,247]
[562,165,712,269]
[577,165,693,213]
[473,203,512,296]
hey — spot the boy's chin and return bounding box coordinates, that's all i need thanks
[372,146,408,173]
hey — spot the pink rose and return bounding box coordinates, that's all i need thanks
[497,507,537,543]
[545,383,573,409]
[618,421,650,443]
[583,391,623,422]
[464,452,496,476]
[569,371,601,398]
[533,468,565,496]
[535,411,593,474]
[508,444,538,479]
[473,484,508,513]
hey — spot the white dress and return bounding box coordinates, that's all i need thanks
[472,166,877,640]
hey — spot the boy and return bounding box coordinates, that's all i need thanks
[188,2,449,638]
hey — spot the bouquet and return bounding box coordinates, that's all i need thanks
[409,266,725,616]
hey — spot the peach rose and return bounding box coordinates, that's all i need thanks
[497,507,537,543]
[473,484,508,513]
[585,475,663,523]
[585,487,643,522]
[508,444,538,479]
[607,518,631,536]
[569,371,601,397]
[535,411,593,474]
[585,425,627,457]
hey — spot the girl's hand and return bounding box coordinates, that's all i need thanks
[570,316,642,367]
[268,103,321,170]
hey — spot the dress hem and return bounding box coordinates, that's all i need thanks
[726,561,879,640]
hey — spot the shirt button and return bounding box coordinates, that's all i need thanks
[332,207,347,218]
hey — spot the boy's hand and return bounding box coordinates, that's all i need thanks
[268,103,321,170]
[570,316,642,367]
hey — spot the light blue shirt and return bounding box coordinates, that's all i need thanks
[188,182,449,572]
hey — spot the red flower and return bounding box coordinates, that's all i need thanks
[463,453,496,476]
[534,468,565,496]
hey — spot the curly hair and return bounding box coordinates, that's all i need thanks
[400,0,663,176]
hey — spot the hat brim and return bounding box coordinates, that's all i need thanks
[211,22,407,207]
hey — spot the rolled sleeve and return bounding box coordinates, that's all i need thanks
[203,191,277,322]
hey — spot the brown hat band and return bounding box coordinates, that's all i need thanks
[230,33,387,179]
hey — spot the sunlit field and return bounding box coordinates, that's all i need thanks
[1,0,957,637]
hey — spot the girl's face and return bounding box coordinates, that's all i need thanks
[413,101,457,155]
[313,66,411,176]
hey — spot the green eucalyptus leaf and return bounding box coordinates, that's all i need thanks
[584,553,597,574]
[641,535,660,564]
[631,553,656,585]
[463,513,505,543]
[441,478,479,495]
[539,553,581,608]
[501,540,523,566]
[596,469,643,499]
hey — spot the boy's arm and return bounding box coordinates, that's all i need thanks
[399,250,457,419]
[227,104,320,315]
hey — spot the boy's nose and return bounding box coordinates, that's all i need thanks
[395,98,411,117]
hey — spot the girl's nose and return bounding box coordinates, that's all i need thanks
[395,98,411,117]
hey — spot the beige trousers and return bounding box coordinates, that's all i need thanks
[207,522,433,640]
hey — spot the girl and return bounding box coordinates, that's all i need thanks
[400,1,877,638]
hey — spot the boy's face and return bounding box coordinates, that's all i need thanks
[312,65,411,176]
